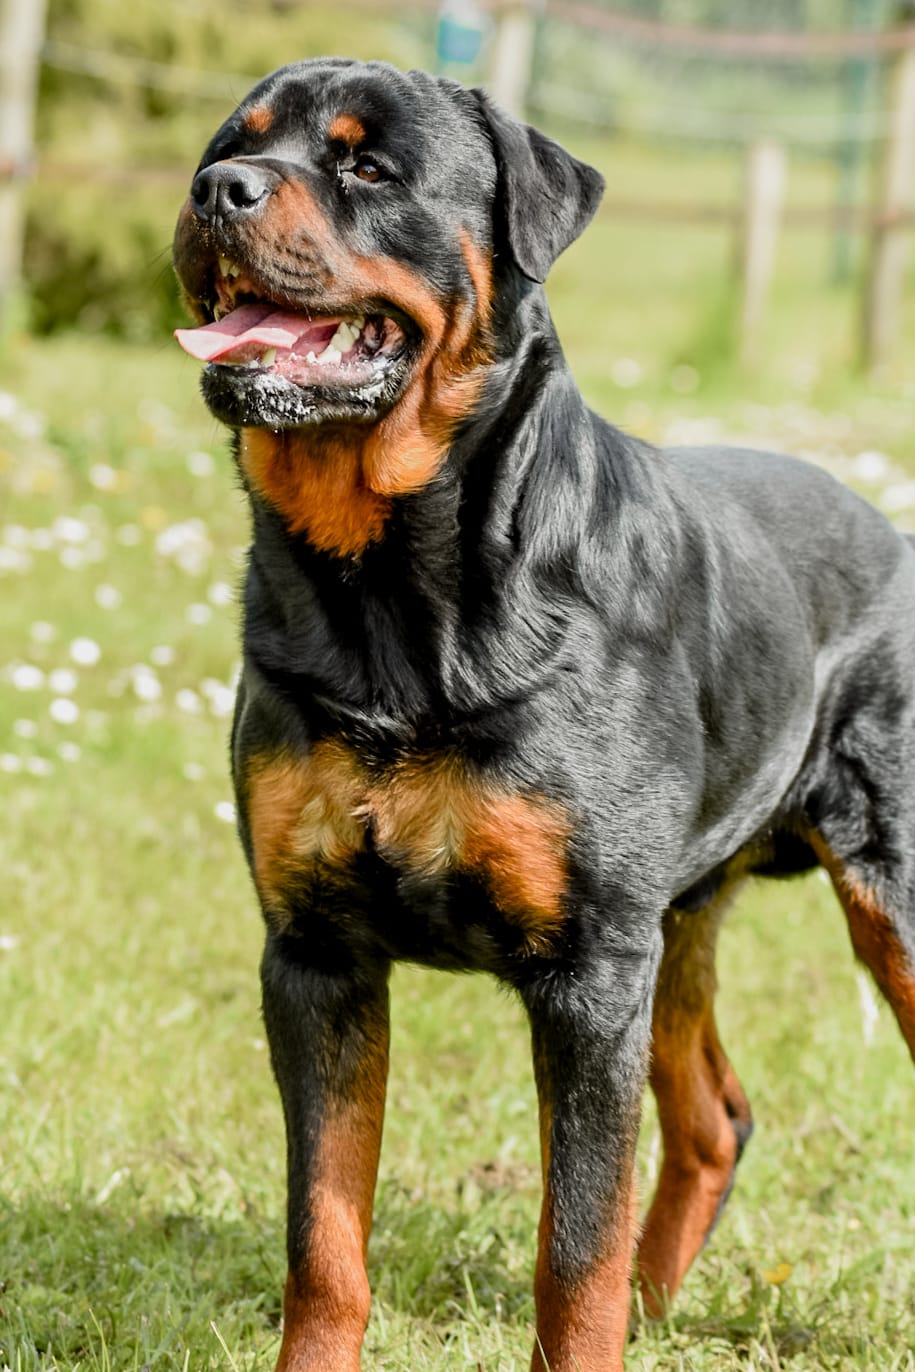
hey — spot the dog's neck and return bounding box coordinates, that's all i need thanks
[237,296,654,737]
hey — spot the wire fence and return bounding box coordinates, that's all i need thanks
[25,6,914,222]
[29,4,915,138]
[528,1,899,147]
[40,38,259,100]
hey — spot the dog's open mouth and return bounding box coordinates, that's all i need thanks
[173,257,416,429]
[175,303,408,389]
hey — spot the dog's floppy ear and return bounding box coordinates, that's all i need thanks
[474,91,605,283]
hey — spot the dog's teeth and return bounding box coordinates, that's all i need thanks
[315,345,342,365]
[262,348,277,365]
[218,256,232,278]
[214,304,227,321]
[327,322,355,353]
[306,350,318,364]
[228,263,242,279]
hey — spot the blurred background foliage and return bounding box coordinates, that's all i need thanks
[22,0,913,368]
[28,0,432,338]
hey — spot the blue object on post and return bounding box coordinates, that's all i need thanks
[437,0,486,66]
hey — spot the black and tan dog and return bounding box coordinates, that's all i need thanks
[173,58,915,1372]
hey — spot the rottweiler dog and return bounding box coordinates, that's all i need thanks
[173,57,915,1372]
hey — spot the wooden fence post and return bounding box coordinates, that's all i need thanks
[833,0,880,284]
[739,138,788,366]
[489,0,537,117]
[862,11,915,371]
[0,0,47,334]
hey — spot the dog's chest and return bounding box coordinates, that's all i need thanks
[244,739,571,950]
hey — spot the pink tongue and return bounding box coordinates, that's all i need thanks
[174,303,341,362]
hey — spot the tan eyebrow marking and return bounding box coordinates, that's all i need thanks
[243,105,274,134]
[328,113,366,145]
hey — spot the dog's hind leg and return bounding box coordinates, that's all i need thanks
[637,895,752,1318]
[803,637,915,1062]
[811,836,915,1061]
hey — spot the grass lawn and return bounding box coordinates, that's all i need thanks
[2,209,915,1369]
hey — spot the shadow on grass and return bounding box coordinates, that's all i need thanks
[5,1190,899,1369]
[371,1184,535,1323]
[629,1251,915,1370]
[1,1182,541,1365]
[0,1195,283,1369]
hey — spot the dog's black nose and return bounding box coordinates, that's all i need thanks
[190,161,272,222]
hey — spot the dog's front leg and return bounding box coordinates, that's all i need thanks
[261,933,390,1372]
[521,937,660,1372]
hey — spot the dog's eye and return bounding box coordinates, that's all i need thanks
[352,156,384,184]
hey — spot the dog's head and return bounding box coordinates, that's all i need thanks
[173,59,604,435]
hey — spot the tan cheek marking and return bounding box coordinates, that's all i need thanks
[235,186,494,555]
[351,242,493,500]
[328,113,366,144]
[243,105,274,134]
[236,182,456,553]
[264,180,337,280]
[341,254,459,500]
[240,430,391,559]
[246,742,368,911]
[458,226,494,331]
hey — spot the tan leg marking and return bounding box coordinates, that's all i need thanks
[638,896,751,1316]
[532,1169,638,1372]
[276,1019,388,1372]
[811,835,915,1060]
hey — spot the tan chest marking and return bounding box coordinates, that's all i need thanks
[247,740,365,905]
[246,745,571,944]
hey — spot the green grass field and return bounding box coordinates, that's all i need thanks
[3,202,915,1370]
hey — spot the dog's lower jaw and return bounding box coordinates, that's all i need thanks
[201,356,403,430]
